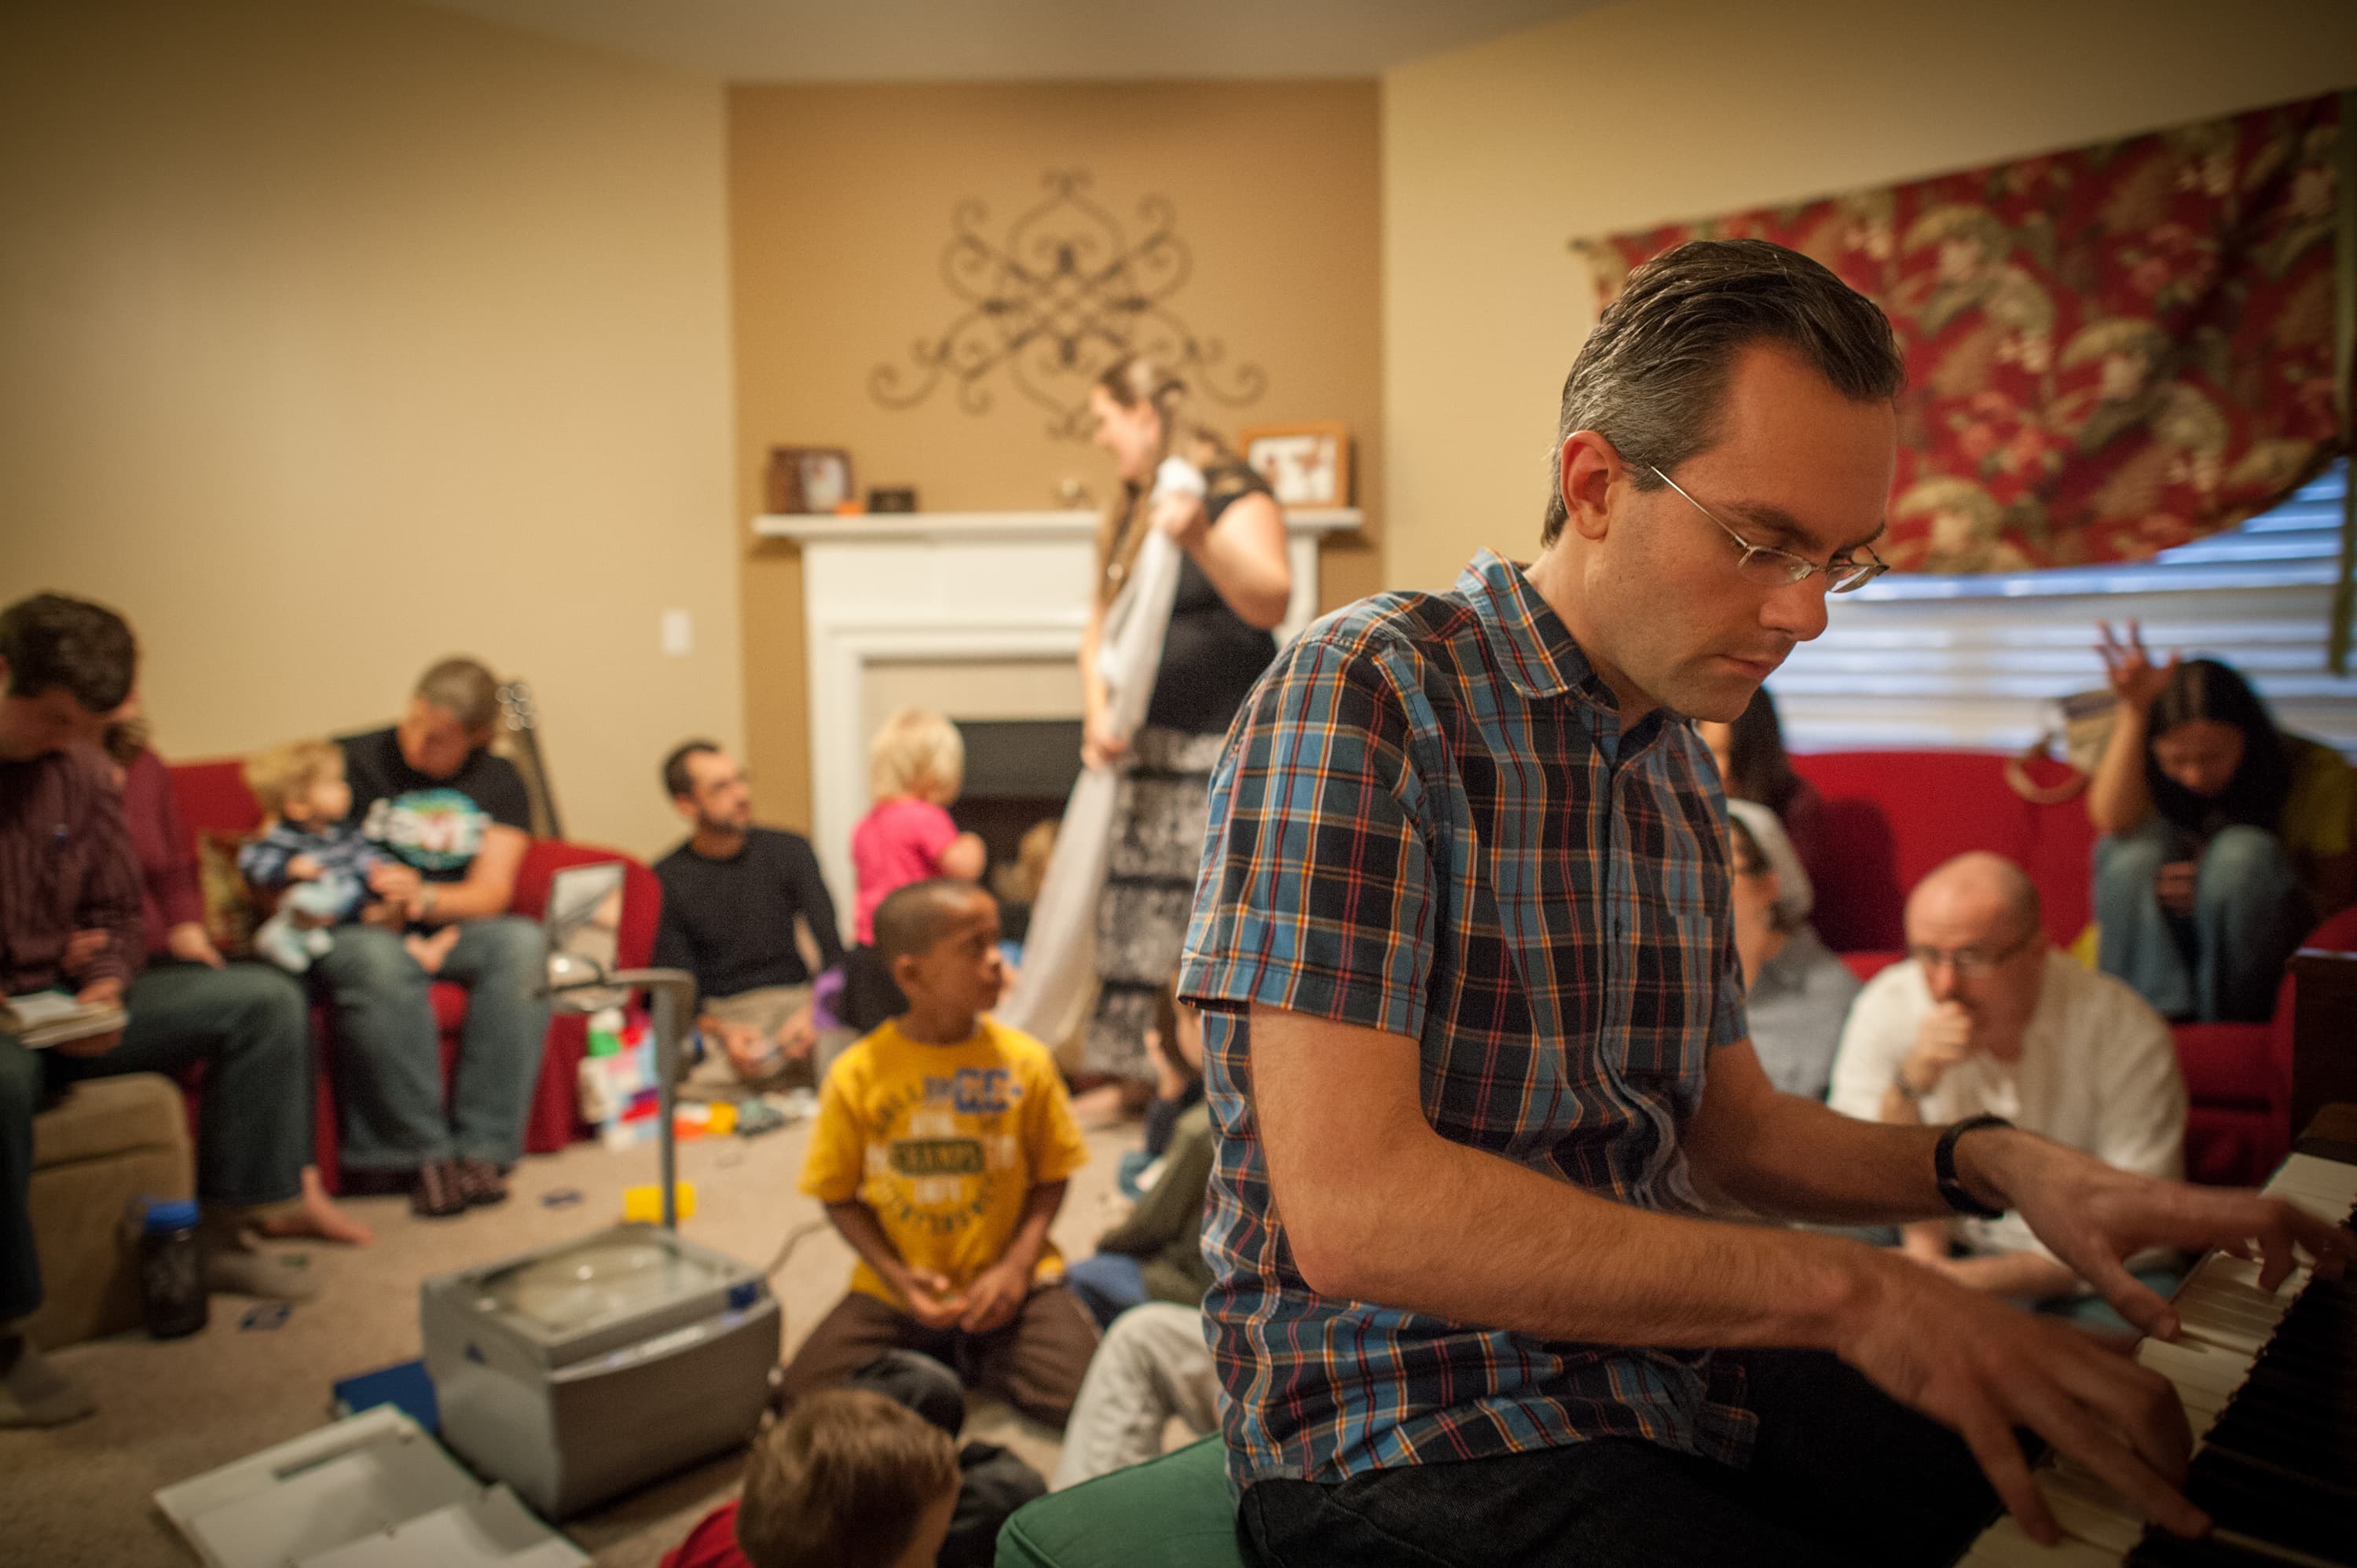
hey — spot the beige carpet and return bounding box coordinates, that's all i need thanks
[0,1110,1143,1567]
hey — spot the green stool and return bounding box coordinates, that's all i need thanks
[995,1437,1249,1568]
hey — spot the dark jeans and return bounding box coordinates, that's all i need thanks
[2,1039,42,1321]
[306,918,551,1170]
[3,961,317,1321]
[1240,1349,1999,1568]
[2095,819,2311,1022]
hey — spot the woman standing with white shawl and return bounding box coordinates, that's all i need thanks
[999,358,1290,1098]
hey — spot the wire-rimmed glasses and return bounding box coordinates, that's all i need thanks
[1649,466,1890,594]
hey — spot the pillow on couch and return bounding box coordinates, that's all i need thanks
[195,829,258,959]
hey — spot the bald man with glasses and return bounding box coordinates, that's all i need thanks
[1827,851,2189,1313]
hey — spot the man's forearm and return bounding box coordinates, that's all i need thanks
[1691,1058,1978,1226]
[1289,1119,1890,1353]
[416,875,511,923]
[1254,1013,2020,1361]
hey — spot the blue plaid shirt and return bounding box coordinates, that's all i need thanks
[1178,550,1756,1492]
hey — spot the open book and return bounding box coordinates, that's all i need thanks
[2,989,127,1049]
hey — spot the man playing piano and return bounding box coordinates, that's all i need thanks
[1178,239,2353,1566]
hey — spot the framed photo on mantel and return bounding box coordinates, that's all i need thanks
[765,446,855,515]
[1237,422,1350,509]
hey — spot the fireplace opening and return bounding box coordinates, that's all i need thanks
[951,718,1083,942]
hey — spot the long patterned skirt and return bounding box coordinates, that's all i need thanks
[1080,725,1225,1080]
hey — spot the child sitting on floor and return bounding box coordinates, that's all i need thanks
[775,878,1098,1430]
[238,740,454,974]
[669,1351,1046,1568]
[664,1383,961,1568]
[1062,987,1214,1328]
[839,710,989,1033]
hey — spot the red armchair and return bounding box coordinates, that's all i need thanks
[165,758,662,1189]
[1788,750,2352,1185]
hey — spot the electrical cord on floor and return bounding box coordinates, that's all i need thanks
[763,1217,831,1281]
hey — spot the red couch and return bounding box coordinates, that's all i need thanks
[1789,750,2351,1185]
[166,758,662,1190]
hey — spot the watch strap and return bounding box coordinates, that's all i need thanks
[1935,1114,2011,1220]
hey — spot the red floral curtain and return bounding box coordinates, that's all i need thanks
[1576,93,2347,575]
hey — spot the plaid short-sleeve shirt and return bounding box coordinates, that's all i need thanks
[1178,550,1758,1493]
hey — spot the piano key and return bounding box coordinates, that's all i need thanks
[2261,1155,2357,1222]
[1959,1514,2128,1566]
[2173,1287,2287,1357]
[1960,1143,2355,1568]
[2138,1337,2256,1402]
[2037,1468,2146,1555]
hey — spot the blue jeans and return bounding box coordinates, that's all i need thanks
[1064,1251,1151,1329]
[306,918,552,1170]
[2095,819,2311,1021]
[4,962,317,1321]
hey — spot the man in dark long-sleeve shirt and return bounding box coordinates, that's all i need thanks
[2,595,143,1427]
[653,742,845,1086]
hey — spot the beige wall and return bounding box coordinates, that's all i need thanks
[1384,0,2357,593]
[0,0,739,860]
[729,82,1383,830]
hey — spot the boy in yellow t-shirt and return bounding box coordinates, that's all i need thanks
[777,878,1098,1428]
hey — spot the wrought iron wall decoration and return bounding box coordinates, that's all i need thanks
[870,170,1266,439]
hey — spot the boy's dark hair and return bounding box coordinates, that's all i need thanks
[0,594,137,712]
[2143,658,2293,838]
[735,1387,959,1568]
[663,739,721,800]
[1542,237,1904,545]
[873,878,988,965]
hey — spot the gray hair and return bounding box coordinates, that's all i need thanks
[414,656,500,731]
[1541,238,1904,546]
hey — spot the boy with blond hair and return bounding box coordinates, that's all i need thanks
[778,879,1097,1428]
[238,739,457,973]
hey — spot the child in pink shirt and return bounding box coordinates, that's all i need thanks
[851,709,985,942]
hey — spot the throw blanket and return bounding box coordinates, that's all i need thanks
[995,526,1182,1051]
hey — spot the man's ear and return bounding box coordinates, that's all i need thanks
[890,952,922,994]
[670,793,697,826]
[1558,430,1624,544]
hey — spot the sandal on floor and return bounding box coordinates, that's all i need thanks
[453,1158,508,1208]
[411,1160,468,1218]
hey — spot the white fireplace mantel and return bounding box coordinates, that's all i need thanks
[761,507,1361,933]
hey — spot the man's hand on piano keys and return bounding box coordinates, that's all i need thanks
[1838,1250,2208,1548]
[1964,1130,2355,1343]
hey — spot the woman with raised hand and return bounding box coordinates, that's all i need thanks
[2088,621,2353,1020]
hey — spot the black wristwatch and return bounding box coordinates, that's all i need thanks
[1935,1114,2011,1220]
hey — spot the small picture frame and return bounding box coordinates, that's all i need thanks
[1237,422,1351,508]
[766,446,856,515]
[867,486,918,514]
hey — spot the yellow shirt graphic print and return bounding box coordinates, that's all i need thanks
[801,1018,1089,1310]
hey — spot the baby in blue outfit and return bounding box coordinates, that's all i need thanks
[239,740,456,974]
